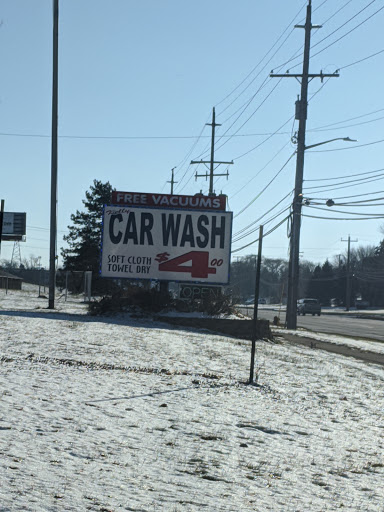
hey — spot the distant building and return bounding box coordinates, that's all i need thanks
[0,270,23,290]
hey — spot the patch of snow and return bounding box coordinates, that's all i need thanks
[0,287,383,511]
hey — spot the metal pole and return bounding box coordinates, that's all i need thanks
[49,0,59,309]
[286,1,312,330]
[249,225,263,384]
[346,236,351,311]
[341,235,357,311]
[0,199,5,257]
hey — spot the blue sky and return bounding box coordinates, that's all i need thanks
[1,0,384,268]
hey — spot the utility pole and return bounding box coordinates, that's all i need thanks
[0,199,4,257]
[49,0,59,309]
[341,235,358,311]
[270,0,338,329]
[191,107,233,195]
[249,225,263,385]
[167,167,177,194]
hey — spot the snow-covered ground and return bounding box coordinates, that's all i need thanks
[1,286,384,511]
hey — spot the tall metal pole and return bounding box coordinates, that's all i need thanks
[0,199,5,257]
[286,1,312,329]
[342,235,357,311]
[48,0,59,309]
[346,236,351,311]
[249,225,263,385]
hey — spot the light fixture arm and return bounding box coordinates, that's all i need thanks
[304,137,357,150]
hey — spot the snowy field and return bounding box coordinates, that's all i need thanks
[1,286,384,511]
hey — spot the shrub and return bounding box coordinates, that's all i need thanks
[88,285,172,316]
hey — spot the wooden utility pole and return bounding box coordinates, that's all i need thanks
[167,167,178,194]
[270,0,338,329]
[249,225,263,385]
[0,199,4,257]
[191,107,233,195]
[49,0,59,309]
[342,235,358,311]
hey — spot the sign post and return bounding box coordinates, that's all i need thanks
[249,225,263,385]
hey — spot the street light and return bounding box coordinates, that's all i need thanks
[304,137,357,150]
[286,135,357,330]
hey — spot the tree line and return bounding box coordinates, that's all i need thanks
[230,242,384,306]
[2,179,383,306]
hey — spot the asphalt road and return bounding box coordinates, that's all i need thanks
[238,306,384,342]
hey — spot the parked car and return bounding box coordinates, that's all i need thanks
[355,299,369,310]
[297,298,321,316]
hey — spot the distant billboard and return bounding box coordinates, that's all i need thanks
[111,191,226,211]
[101,205,232,284]
[1,212,26,241]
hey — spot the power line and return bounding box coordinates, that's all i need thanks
[338,48,384,70]
[232,215,290,254]
[310,114,384,133]
[310,4,384,61]
[336,197,384,206]
[233,190,293,237]
[233,206,291,243]
[219,76,271,132]
[319,189,384,201]
[310,0,378,52]
[303,213,384,221]
[310,107,384,131]
[271,0,361,72]
[234,152,295,218]
[305,205,384,217]
[307,197,384,207]
[319,0,352,25]
[0,131,212,141]
[234,116,294,161]
[304,172,384,191]
[303,176,384,195]
[273,1,383,73]
[304,166,384,182]
[215,1,306,113]
[214,79,283,154]
[231,141,291,199]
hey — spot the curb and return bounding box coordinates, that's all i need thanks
[279,333,384,366]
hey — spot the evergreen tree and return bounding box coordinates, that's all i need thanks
[306,260,335,305]
[374,239,384,257]
[61,180,114,291]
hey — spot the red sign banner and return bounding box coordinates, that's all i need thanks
[111,191,226,211]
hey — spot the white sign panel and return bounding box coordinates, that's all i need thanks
[2,213,15,234]
[1,212,27,240]
[101,206,232,284]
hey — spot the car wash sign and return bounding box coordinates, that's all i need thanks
[101,206,232,284]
